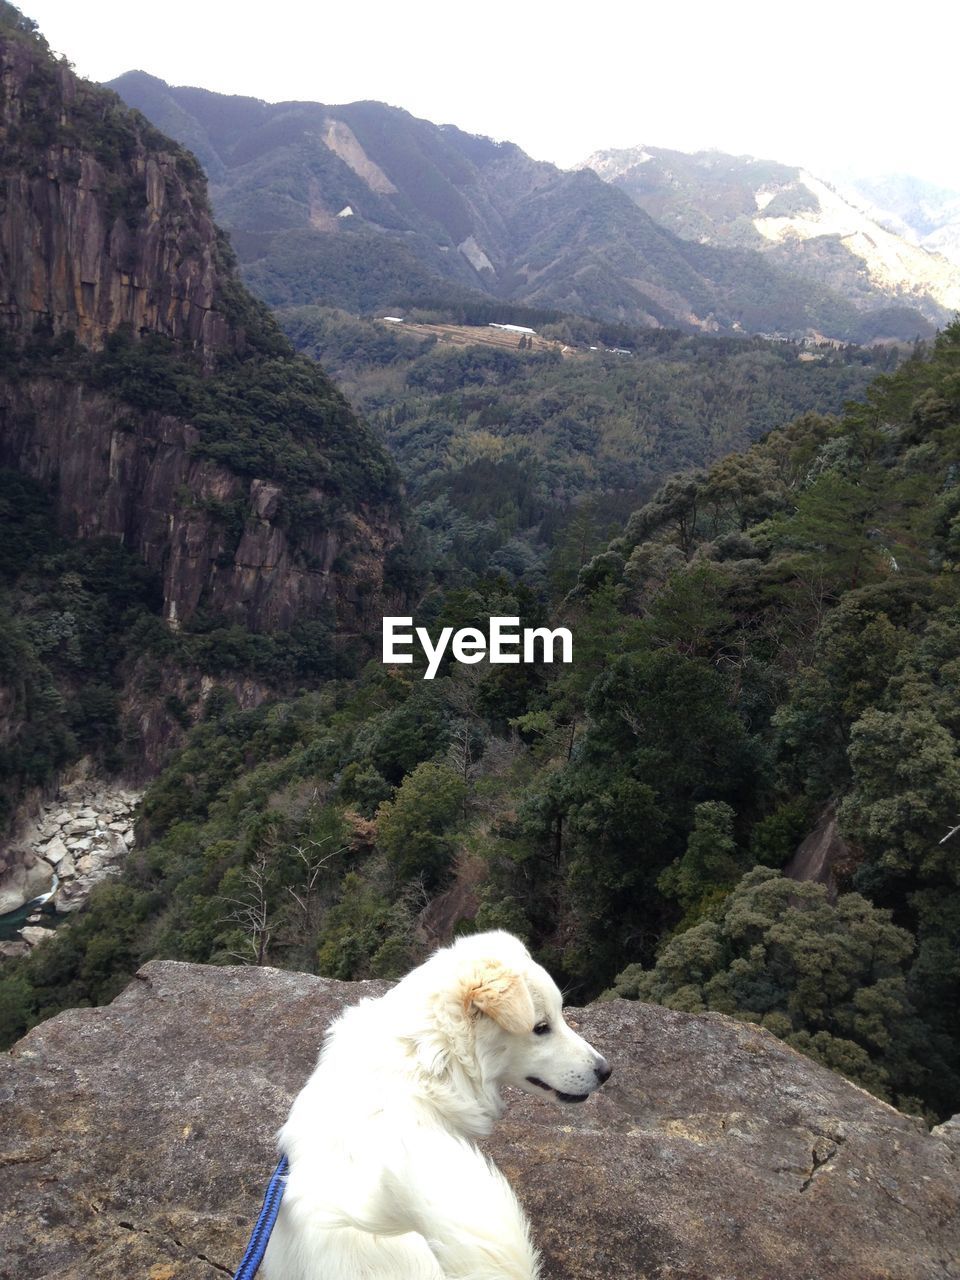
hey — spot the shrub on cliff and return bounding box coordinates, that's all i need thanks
[81,329,397,504]
[376,761,467,889]
[608,868,941,1116]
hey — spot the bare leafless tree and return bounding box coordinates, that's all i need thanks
[219,843,274,966]
[219,831,348,965]
[285,836,348,943]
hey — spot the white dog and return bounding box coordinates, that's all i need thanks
[261,930,611,1279]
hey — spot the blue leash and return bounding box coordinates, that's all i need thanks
[233,1155,289,1280]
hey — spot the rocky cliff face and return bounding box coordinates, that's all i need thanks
[0,33,232,355]
[0,377,398,632]
[1,962,957,1280]
[0,12,402,635]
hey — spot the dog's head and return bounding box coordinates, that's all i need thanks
[448,931,612,1104]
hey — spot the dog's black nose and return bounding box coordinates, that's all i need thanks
[595,1058,612,1084]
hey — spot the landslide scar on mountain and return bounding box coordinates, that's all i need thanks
[323,119,399,196]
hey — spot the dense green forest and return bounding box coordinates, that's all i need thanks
[0,471,161,826]
[278,306,896,587]
[4,320,959,1124]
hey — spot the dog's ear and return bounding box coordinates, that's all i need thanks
[463,960,535,1034]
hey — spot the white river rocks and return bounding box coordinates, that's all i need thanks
[0,781,141,953]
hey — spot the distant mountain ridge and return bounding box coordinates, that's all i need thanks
[832,171,960,267]
[581,144,960,332]
[108,72,928,343]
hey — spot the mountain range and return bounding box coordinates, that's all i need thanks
[582,145,960,327]
[107,72,946,344]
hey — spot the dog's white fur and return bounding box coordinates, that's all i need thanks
[261,930,610,1279]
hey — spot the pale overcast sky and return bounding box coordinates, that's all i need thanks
[19,0,959,188]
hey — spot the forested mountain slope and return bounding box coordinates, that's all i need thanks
[278,305,895,588]
[107,71,923,343]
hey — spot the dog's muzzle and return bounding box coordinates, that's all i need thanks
[526,1057,612,1103]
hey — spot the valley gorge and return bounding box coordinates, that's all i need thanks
[2,4,960,1229]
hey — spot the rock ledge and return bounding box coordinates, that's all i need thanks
[1,961,957,1280]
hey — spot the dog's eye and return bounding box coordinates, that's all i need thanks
[533,1021,551,1036]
